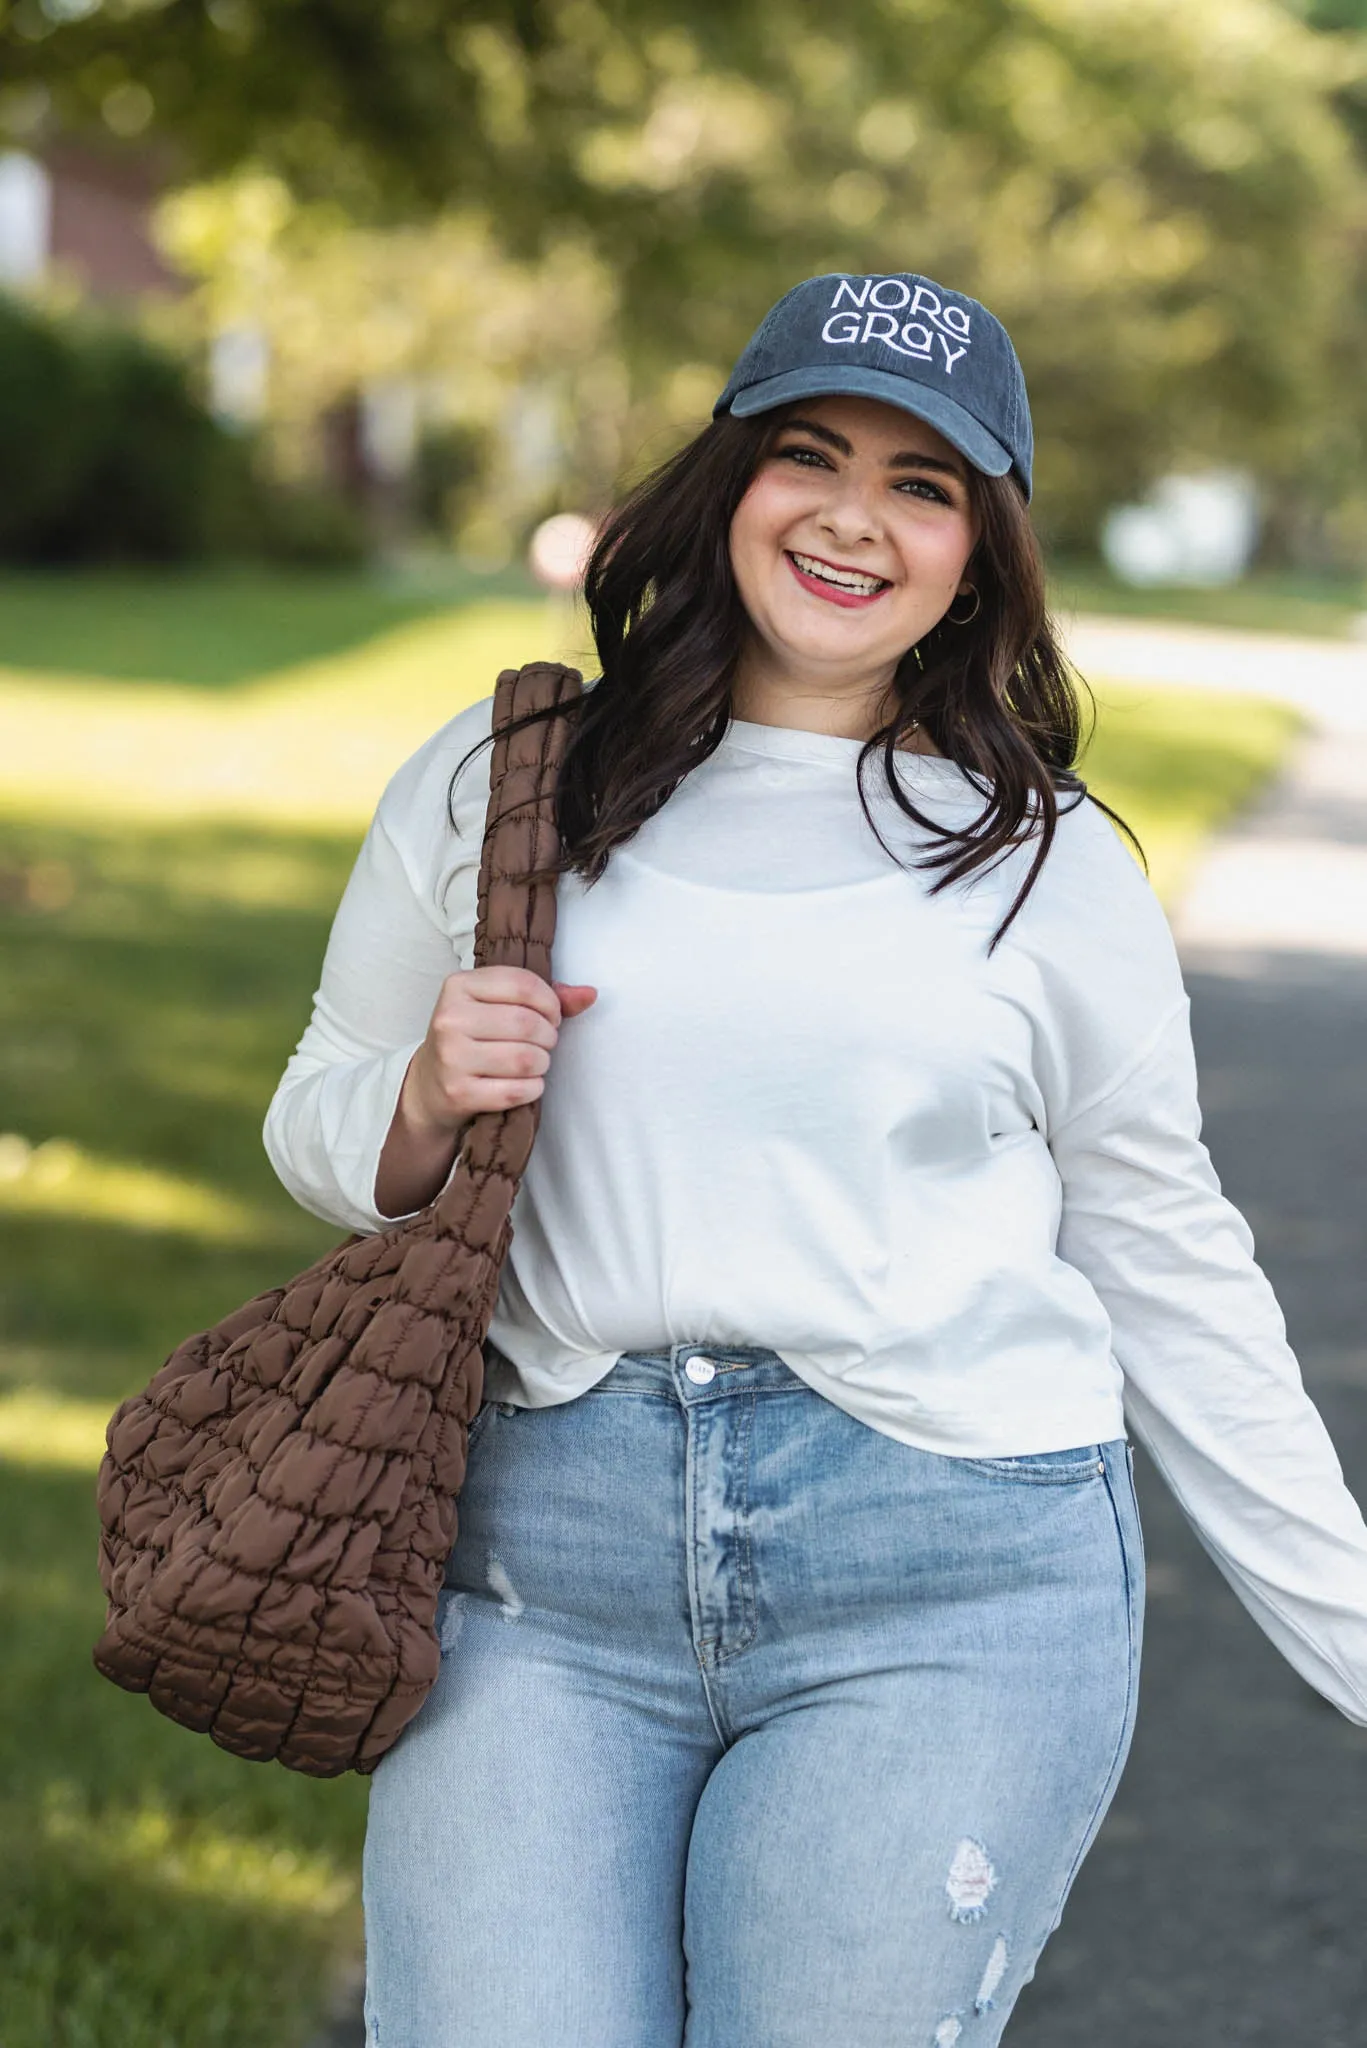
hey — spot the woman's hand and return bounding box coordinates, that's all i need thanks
[374,968,597,1217]
[407,967,598,1127]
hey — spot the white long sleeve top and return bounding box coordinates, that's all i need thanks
[265,690,1367,1723]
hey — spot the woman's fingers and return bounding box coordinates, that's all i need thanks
[446,1034,553,1080]
[455,1001,560,1049]
[463,965,565,1022]
[553,982,599,1017]
[408,968,598,1129]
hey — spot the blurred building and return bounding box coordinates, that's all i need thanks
[0,140,180,301]
[0,141,415,540]
[1101,473,1261,589]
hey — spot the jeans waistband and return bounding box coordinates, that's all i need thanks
[600,1344,805,1401]
[591,1348,1131,1468]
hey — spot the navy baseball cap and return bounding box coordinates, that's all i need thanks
[713,271,1034,500]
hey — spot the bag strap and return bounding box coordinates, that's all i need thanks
[430,660,583,1219]
[474,660,583,978]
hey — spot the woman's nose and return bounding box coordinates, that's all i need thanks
[816,477,882,547]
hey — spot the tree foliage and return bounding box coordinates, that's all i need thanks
[155,175,622,559]
[1298,1,1367,29]
[5,0,1367,545]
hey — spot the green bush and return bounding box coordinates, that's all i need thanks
[0,295,364,567]
[413,420,491,541]
[252,477,368,569]
[0,295,94,558]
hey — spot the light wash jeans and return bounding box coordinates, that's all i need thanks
[362,1344,1144,2047]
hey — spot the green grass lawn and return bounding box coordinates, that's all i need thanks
[0,574,1303,2047]
[1050,559,1367,640]
[0,563,541,687]
[0,815,361,2048]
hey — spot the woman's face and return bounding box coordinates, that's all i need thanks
[728,394,980,691]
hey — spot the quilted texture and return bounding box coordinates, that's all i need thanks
[92,662,583,1776]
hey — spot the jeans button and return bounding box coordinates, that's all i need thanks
[685,1356,717,1384]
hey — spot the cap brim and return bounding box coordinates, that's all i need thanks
[723,366,1019,492]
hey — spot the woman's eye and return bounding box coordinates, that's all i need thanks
[774,445,954,506]
[897,478,951,505]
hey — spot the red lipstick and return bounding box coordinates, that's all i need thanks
[784,551,891,609]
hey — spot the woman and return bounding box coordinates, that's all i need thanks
[265,272,1367,2047]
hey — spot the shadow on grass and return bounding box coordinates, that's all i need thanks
[0,813,351,1372]
[0,1459,367,2048]
[0,812,372,2047]
[0,567,539,689]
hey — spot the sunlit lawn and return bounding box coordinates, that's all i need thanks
[1050,559,1367,641]
[0,564,541,687]
[0,573,1302,2047]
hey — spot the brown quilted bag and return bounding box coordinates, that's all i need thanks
[92,660,583,1776]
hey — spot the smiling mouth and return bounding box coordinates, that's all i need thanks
[785,550,892,604]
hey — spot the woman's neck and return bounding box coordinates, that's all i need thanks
[728,651,944,756]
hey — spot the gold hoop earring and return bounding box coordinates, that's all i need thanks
[945,585,981,626]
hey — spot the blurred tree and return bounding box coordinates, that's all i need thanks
[1296,2,1367,26]
[152,176,622,559]
[1269,0,1367,566]
[5,0,1366,545]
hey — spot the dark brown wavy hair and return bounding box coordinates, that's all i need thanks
[452,407,1143,952]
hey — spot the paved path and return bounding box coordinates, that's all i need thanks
[1072,615,1367,968]
[1068,611,1367,731]
[310,617,1367,2046]
[1007,616,1367,2043]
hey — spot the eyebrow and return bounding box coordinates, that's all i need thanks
[779,415,967,482]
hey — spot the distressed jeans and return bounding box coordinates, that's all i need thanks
[362,1344,1145,2048]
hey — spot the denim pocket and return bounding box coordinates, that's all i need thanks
[959,1444,1106,1485]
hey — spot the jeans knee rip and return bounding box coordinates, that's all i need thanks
[945,1835,997,1923]
[974,1933,1010,2014]
[486,1555,525,1621]
[438,1590,469,1654]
